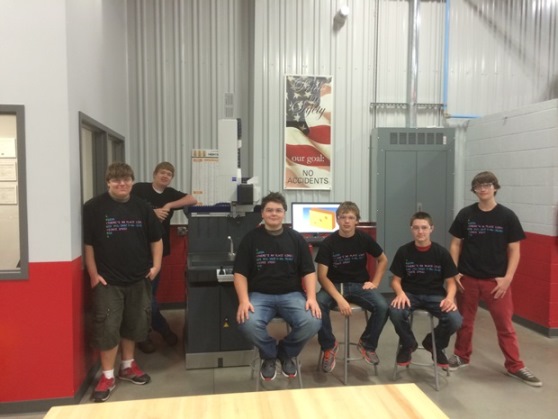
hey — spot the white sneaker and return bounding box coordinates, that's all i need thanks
[448,354,469,371]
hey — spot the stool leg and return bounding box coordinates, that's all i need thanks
[362,310,378,376]
[392,342,401,381]
[250,347,259,380]
[429,314,439,391]
[296,357,303,388]
[285,322,303,388]
[255,358,261,391]
[344,315,350,385]
[317,349,323,372]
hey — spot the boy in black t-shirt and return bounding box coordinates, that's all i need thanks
[315,201,389,373]
[389,212,462,369]
[83,162,163,402]
[448,171,541,387]
[132,162,197,353]
[233,192,322,382]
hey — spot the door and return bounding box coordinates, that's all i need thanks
[373,128,455,292]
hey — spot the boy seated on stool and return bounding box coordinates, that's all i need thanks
[389,211,462,369]
[233,192,322,381]
[315,201,389,372]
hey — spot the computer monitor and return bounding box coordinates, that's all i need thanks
[291,202,341,234]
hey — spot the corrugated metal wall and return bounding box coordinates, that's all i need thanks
[449,0,558,115]
[127,0,557,223]
[127,0,254,223]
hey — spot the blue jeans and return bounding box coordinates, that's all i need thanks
[150,273,171,334]
[389,293,463,350]
[317,282,389,351]
[237,291,322,360]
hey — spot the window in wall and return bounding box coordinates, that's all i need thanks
[79,112,125,203]
[0,105,28,280]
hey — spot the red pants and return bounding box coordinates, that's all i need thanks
[454,275,524,373]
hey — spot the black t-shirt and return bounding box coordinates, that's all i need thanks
[390,241,458,296]
[132,182,187,256]
[83,192,163,285]
[314,230,383,284]
[233,226,315,294]
[449,203,525,279]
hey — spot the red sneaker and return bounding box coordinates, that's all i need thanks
[357,340,380,365]
[92,375,115,402]
[118,361,151,385]
[321,341,339,373]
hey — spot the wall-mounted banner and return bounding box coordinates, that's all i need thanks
[284,75,332,190]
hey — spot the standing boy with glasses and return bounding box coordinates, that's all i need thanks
[315,201,389,373]
[389,212,462,369]
[448,171,542,387]
[233,192,322,382]
[83,162,163,402]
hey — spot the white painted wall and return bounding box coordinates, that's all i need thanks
[0,0,128,262]
[464,99,558,236]
[66,0,129,258]
[0,0,72,262]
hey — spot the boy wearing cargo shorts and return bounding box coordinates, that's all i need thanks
[83,162,163,402]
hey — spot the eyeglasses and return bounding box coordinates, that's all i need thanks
[473,183,493,191]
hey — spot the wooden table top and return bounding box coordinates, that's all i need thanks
[44,383,448,419]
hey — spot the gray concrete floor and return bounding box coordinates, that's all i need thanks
[4,308,557,419]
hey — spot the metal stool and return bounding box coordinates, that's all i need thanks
[250,316,303,390]
[392,309,450,391]
[317,302,377,385]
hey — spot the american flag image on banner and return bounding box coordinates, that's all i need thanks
[284,75,332,190]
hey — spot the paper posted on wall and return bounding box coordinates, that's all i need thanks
[191,148,240,206]
[191,149,220,206]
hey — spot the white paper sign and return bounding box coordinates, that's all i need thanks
[0,138,16,158]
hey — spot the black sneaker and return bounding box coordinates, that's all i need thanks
[280,357,298,378]
[137,337,156,354]
[161,329,178,346]
[396,342,418,366]
[422,334,449,369]
[260,358,277,381]
[92,375,116,402]
[507,368,542,387]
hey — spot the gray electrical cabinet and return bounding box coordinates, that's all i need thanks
[372,128,455,293]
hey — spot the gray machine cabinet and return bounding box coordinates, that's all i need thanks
[372,128,455,293]
[185,212,262,369]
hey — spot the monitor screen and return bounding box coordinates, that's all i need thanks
[291,202,341,234]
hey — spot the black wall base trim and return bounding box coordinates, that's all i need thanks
[0,363,99,415]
